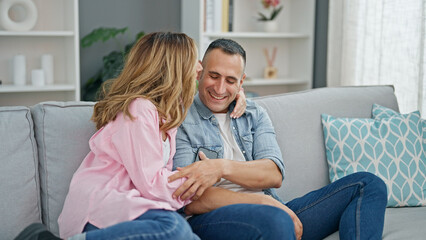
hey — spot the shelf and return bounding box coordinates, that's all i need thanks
[0,84,76,93]
[0,0,80,107]
[0,31,74,37]
[182,0,315,96]
[243,78,308,86]
[203,32,310,39]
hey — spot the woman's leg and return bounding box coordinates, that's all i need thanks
[84,209,199,240]
[285,172,387,240]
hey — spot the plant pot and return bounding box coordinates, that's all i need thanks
[257,20,278,33]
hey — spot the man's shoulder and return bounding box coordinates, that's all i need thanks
[182,102,201,125]
[244,99,267,117]
[246,99,259,109]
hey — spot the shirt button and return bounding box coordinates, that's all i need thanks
[233,127,235,130]
[242,151,246,154]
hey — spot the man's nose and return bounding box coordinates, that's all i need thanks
[214,79,226,94]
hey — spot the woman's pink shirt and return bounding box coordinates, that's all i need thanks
[58,98,190,238]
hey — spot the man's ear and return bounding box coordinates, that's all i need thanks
[240,73,246,86]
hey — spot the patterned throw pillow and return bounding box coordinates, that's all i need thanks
[321,112,426,207]
[372,104,426,153]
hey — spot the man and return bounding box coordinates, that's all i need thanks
[169,39,387,240]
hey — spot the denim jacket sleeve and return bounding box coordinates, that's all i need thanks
[173,123,195,170]
[239,102,285,181]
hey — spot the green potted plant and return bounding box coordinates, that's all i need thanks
[81,27,145,101]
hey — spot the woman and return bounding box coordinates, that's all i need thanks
[58,32,202,239]
[13,32,247,240]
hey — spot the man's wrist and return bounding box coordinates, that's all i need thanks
[219,158,231,179]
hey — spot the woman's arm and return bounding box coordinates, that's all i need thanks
[110,100,191,209]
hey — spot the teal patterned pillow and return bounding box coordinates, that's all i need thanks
[322,112,426,207]
[372,104,426,153]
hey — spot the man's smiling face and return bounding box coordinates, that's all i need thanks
[198,48,246,113]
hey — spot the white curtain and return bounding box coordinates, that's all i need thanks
[327,0,426,115]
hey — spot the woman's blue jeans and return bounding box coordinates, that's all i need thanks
[82,209,200,240]
[187,172,388,240]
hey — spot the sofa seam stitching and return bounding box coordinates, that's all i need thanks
[41,106,50,230]
[26,108,43,222]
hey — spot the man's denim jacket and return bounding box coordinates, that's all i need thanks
[173,93,285,203]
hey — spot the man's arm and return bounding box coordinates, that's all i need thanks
[170,152,281,200]
[184,186,278,215]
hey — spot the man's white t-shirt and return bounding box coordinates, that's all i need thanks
[213,113,263,194]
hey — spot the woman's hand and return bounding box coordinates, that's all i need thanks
[231,87,246,118]
[169,152,223,201]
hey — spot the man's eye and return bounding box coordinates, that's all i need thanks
[210,75,219,79]
[227,80,236,84]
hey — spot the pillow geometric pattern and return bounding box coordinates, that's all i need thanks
[322,112,426,207]
[372,104,426,154]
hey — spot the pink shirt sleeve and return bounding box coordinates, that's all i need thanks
[110,100,191,209]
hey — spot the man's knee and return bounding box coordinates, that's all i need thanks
[352,172,387,202]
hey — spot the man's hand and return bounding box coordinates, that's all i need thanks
[280,205,303,240]
[263,196,303,240]
[231,87,246,118]
[168,152,223,200]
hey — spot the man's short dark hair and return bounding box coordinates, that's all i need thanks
[204,38,246,67]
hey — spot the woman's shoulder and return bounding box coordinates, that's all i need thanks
[128,98,158,117]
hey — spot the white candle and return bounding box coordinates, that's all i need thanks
[31,69,45,86]
[41,54,54,85]
[13,55,26,86]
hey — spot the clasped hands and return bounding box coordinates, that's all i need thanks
[168,151,222,201]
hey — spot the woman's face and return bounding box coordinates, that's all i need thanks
[195,60,203,80]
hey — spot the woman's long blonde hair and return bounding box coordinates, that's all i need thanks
[92,32,198,131]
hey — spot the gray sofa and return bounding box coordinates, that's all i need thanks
[1,86,425,240]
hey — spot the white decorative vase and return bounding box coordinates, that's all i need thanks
[41,54,54,85]
[31,69,44,86]
[13,54,26,85]
[0,0,38,31]
[258,20,279,33]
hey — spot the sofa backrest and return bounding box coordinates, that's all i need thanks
[30,102,96,235]
[0,86,400,238]
[0,106,41,239]
[253,86,399,202]
[0,106,41,240]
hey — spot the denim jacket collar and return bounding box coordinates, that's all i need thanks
[194,93,236,119]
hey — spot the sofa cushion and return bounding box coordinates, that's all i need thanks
[0,106,41,240]
[373,104,426,154]
[31,102,96,235]
[321,112,426,207]
[253,86,399,202]
[324,207,426,240]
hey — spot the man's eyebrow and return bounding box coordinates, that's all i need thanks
[208,71,221,75]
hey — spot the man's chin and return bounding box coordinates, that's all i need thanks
[207,103,228,114]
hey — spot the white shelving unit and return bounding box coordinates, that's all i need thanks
[0,0,80,106]
[181,0,315,96]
